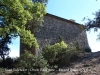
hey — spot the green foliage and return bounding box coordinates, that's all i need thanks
[42,41,67,63]
[0,56,19,69]
[85,10,100,31]
[69,44,91,62]
[32,0,48,4]
[85,10,100,41]
[0,33,11,66]
[75,42,80,51]
[18,50,48,68]
[84,47,91,52]
[5,57,13,68]
[69,46,81,61]
[10,50,49,75]
[42,41,73,67]
[0,0,47,48]
[42,41,84,68]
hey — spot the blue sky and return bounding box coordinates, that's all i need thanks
[8,0,100,57]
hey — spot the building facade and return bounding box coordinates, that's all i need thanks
[20,13,89,54]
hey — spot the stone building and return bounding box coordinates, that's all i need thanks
[20,13,89,54]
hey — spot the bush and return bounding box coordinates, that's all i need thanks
[68,43,88,62]
[42,41,85,68]
[0,56,17,69]
[84,47,91,52]
[5,56,14,69]
[9,50,49,75]
[42,41,75,68]
[69,46,80,62]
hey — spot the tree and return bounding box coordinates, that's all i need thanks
[0,33,11,67]
[0,21,12,67]
[20,0,48,55]
[12,50,49,75]
[85,10,100,39]
[0,0,47,56]
[32,0,48,4]
[85,10,100,31]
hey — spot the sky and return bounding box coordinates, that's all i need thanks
[8,0,100,57]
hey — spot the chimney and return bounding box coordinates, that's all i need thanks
[70,19,75,22]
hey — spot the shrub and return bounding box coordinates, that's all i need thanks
[84,47,91,52]
[42,41,85,68]
[5,56,14,69]
[69,46,81,62]
[42,41,75,68]
[55,48,73,67]
[9,50,49,75]
[0,56,16,69]
[69,42,90,61]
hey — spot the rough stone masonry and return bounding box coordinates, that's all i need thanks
[20,13,89,54]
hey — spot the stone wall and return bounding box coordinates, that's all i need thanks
[35,14,89,50]
[20,13,89,54]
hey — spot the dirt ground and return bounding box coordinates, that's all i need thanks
[50,51,100,75]
[1,51,100,75]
